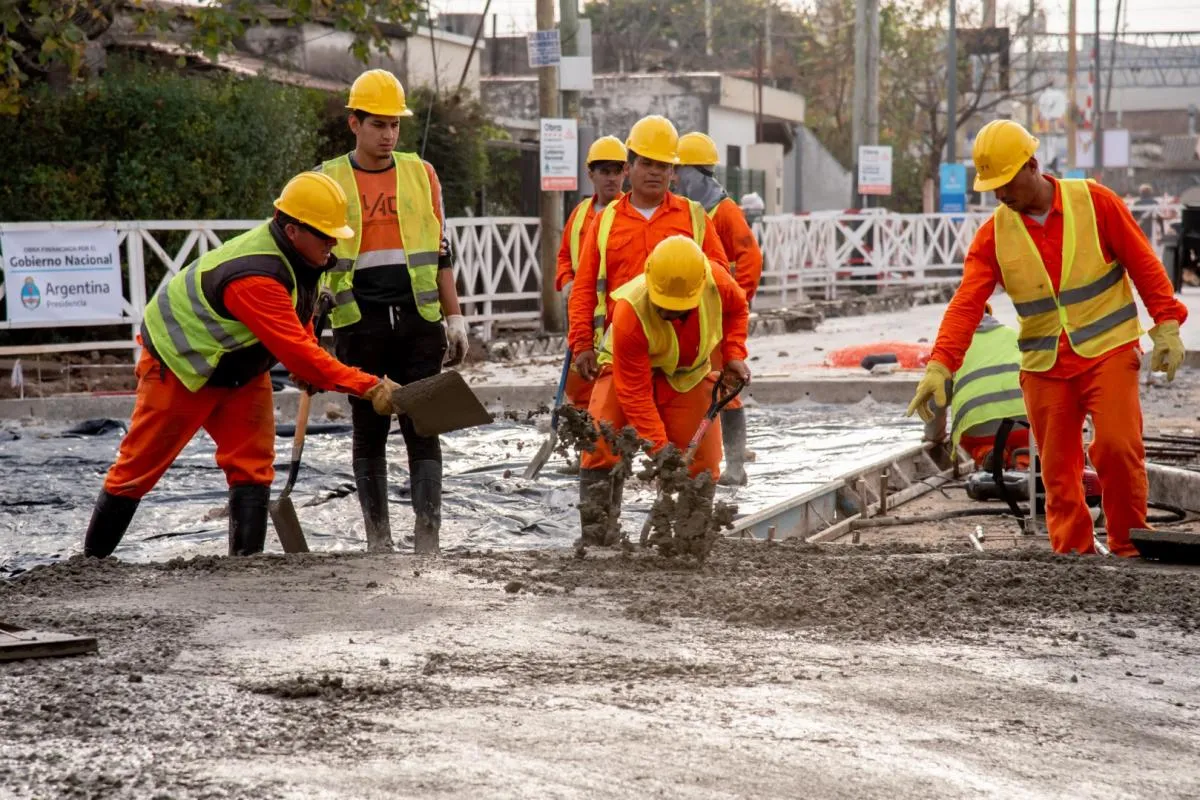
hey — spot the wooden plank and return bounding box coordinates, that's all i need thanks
[0,621,98,662]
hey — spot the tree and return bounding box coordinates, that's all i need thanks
[0,0,421,113]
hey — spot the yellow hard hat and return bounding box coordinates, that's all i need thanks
[677,132,719,166]
[972,119,1039,192]
[273,172,355,240]
[346,69,413,118]
[645,235,708,311]
[626,115,679,165]
[586,135,628,165]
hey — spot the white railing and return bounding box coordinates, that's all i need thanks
[0,202,1183,357]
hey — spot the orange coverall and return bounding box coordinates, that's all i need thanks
[582,265,750,479]
[557,198,601,408]
[708,196,763,410]
[930,177,1188,556]
[105,277,378,499]
[567,192,729,358]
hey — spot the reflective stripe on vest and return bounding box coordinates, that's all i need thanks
[567,198,592,269]
[993,179,1142,372]
[597,265,723,394]
[949,323,1027,448]
[141,224,296,392]
[591,198,707,349]
[319,153,443,328]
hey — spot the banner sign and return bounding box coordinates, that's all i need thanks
[2,229,124,324]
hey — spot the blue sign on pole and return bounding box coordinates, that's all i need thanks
[939,163,967,213]
[1065,168,1087,180]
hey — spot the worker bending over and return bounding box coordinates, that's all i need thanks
[319,69,467,555]
[579,236,751,546]
[924,304,1030,470]
[676,131,764,485]
[556,135,628,409]
[908,120,1186,557]
[84,172,398,559]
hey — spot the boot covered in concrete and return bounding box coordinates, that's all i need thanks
[354,457,395,553]
[83,490,140,558]
[578,468,624,546]
[410,459,442,555]
[718,408,748,486]
[228,484,270,556]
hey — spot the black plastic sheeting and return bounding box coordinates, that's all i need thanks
[1,401,921,577]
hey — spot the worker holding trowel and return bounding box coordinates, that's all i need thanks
[923,304,1030,470]
[317,69,467,555]
[577,236,751,546]
[907,119,1187,558]
[675,131,764,486]
[83,171,400,560]
[556,135,628,409]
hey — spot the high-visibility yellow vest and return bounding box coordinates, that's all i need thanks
[591,198,707,349]
[950,320,1028,448]
[993,178,1142,372]
[597,265,722,394]
[319,152,442,328]
[141,224,298,392]
[567,198,593,269]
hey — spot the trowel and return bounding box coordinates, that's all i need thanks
[389,370,493,437]
[523,349,572,480]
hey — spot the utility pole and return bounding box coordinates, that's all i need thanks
[865,0,880,148]
[537,0,563,332]
[1094,0,1103,179]
[1067,0,1077,170]
[852,0,868,205]
[946,0,958,164]
[560,0,579,211]
[1026,0,1034,130]
[705,0,713,58]
[755,30,764,143]
[764,2,773,85]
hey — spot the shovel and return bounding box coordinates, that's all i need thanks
[523,349,573,480]
[390,370,493,437]
[268,291,333,553]
[639,378,745,546]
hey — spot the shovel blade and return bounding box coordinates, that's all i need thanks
[392,371,492,437]
[269,497,310,554]
[523,432,557,480]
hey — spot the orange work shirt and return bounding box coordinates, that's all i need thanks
[609,265,749,448]
[223,277,378,396]
[555,197,600,291]
[351,158,446,307]
[931,175,1188,378]
[710,196,763,302]
[568,192,729,356]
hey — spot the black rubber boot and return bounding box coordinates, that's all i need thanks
[718,408,749,487]
[228,484,270,556]
[354,457,395,553]
[82,490,140,558]
[410,459,442,555]
[578,468,623,547]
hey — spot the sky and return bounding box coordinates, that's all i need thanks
[432,0,1196,36]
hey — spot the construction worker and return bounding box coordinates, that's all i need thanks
[579,236,751,545]
[567,115,729,390]
[318,69,467,555]
[907,120,1187,557]
[83,172,399,559]
[924,304,1030,470]
[556,135,627,409]
[676,131,764,486]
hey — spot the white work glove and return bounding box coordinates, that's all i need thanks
[444,314,469,367]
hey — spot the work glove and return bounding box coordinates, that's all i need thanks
[444,314,469,367]
[363,377,402,417]
[905,361,952,423]
[1149,320,1185,382]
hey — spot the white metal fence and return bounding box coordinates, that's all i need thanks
[0,201,1183,357]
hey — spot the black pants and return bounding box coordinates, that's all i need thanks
[335,302,447,465]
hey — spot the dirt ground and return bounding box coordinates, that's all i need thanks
[2,542,1199,800]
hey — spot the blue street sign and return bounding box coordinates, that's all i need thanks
[939,163,967,213]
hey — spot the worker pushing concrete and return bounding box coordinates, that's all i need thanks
[83,172,399,559]
[579,236,751,545]
[567,115,730,526]
[676,131,764,485]
[556,135,628,410]
[908,119,1187,557]
[318,69,467,555]
[923,304,1030,470]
